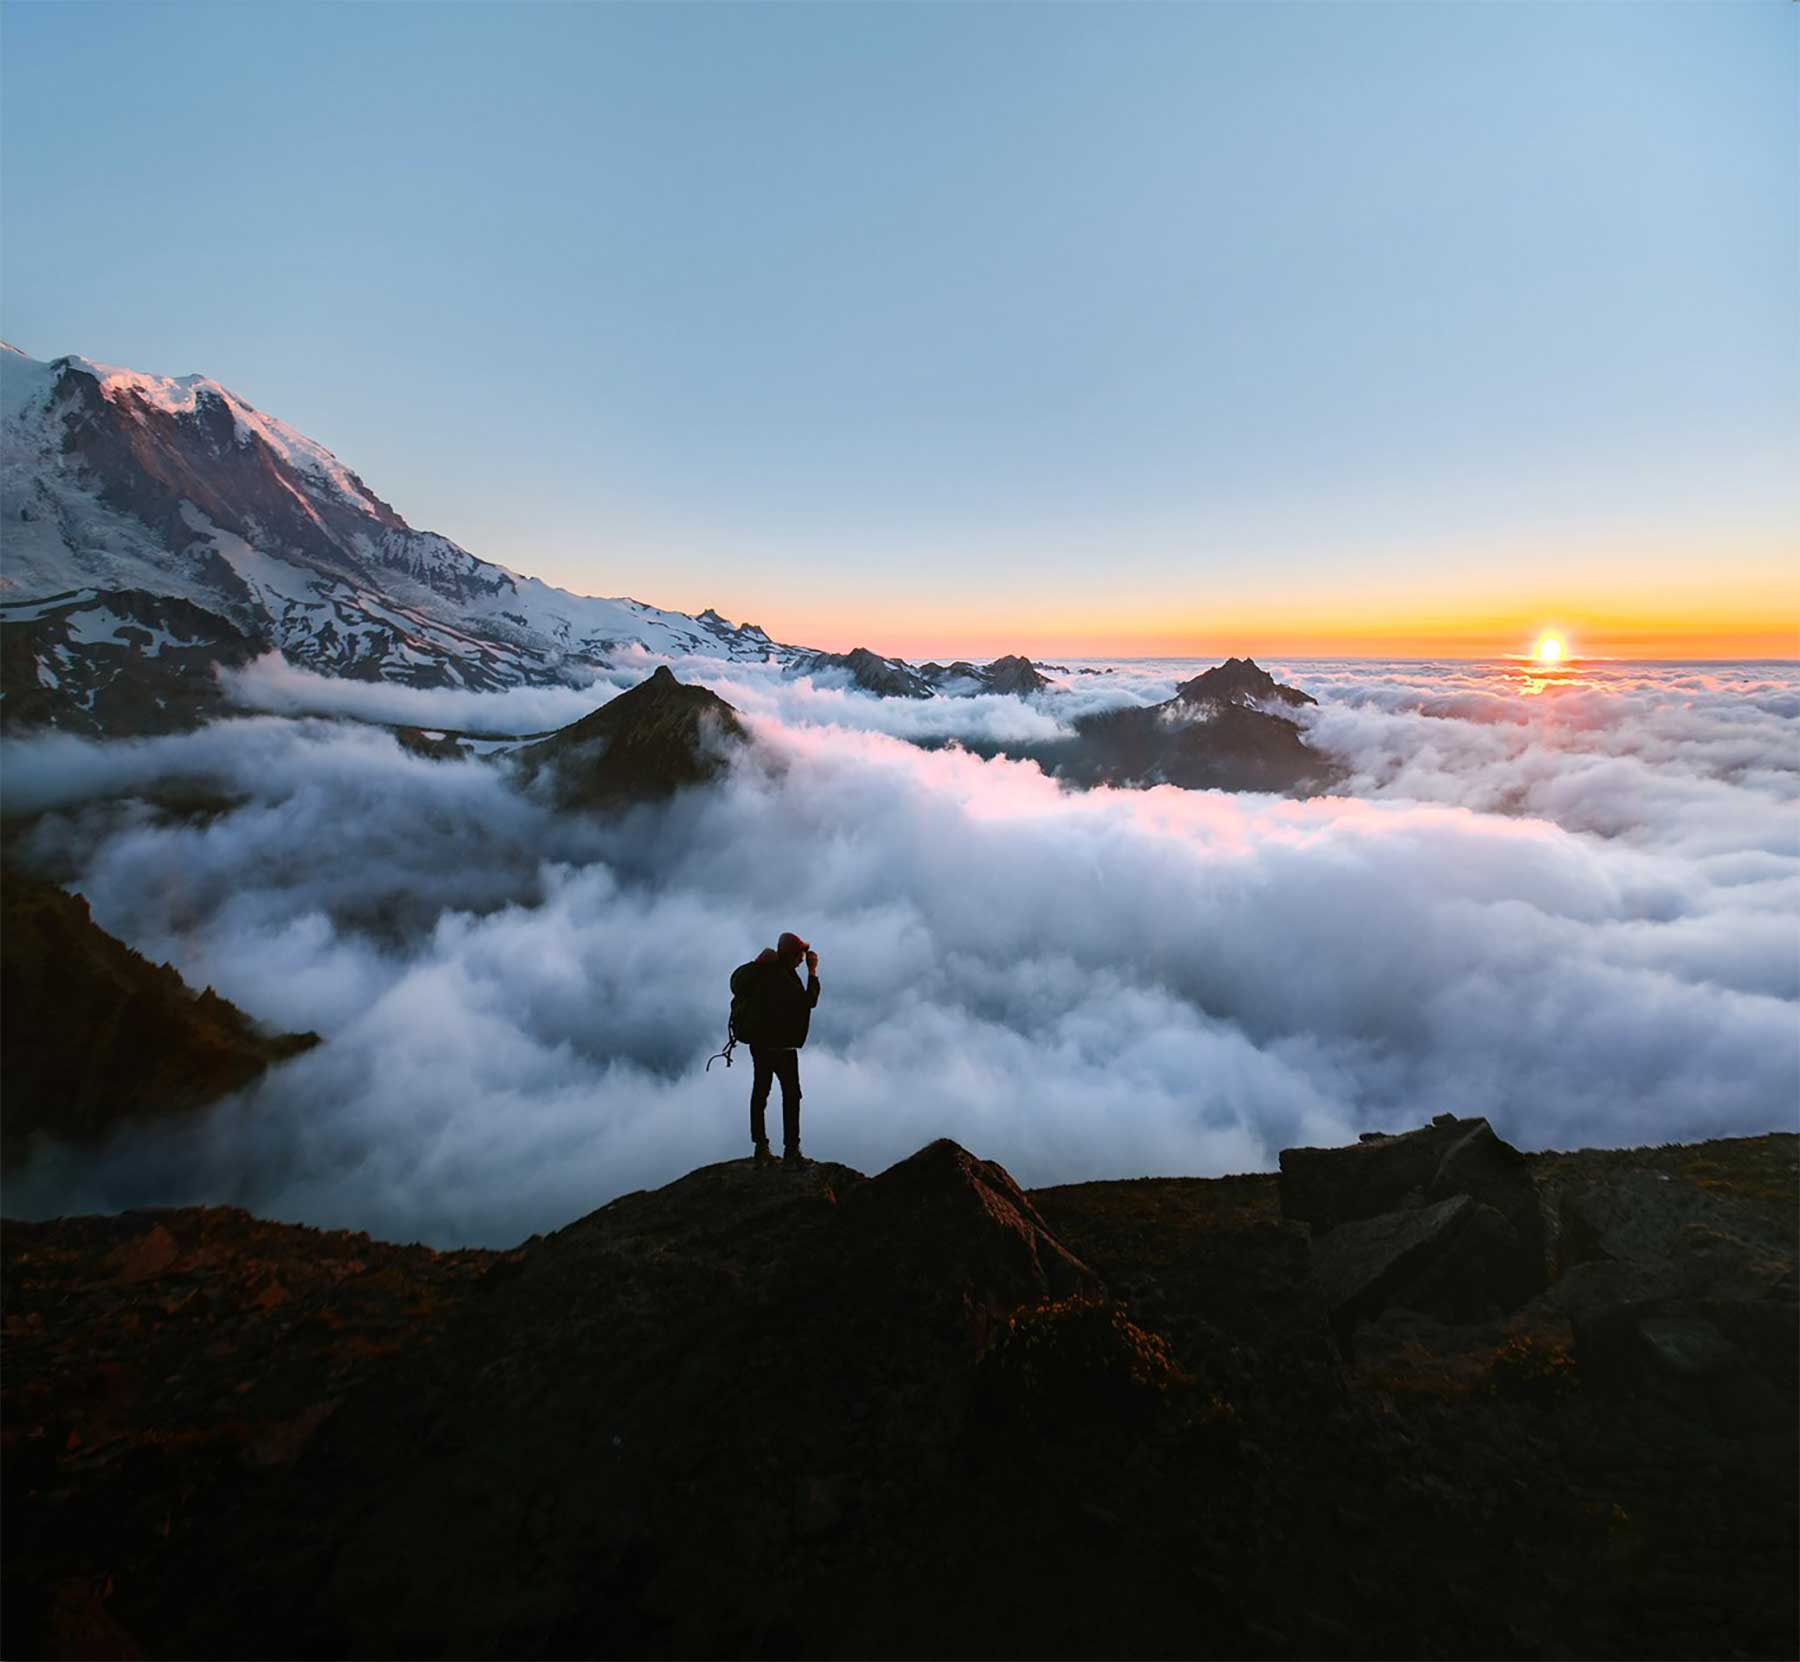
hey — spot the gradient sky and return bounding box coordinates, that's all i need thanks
[2,2,1794,658]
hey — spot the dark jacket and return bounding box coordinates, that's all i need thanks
[737,957,821,1049]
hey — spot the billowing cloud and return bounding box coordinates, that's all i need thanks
[6,657,1796,1248]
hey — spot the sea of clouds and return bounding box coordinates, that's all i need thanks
[6,654,1796,1247]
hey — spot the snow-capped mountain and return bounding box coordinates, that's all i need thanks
[0,343,1125,743]
[0,343,801,730]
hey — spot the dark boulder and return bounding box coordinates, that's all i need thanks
[1281,1116,1546,1334]
[1309,1195,1527,1343]
[1282,1115,1536,1240]
[838,1139,1100,1354]
[1575,1297,1799,1437]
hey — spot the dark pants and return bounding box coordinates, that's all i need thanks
[749,1046,802,1150]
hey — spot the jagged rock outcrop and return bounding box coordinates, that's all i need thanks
[836,1139,1100,1349]
[1309,1192,1529,1338]
[1279,1114,1546,1340]
[0,872,319,1160]
[509,665,748,807]
[797,644,937,698]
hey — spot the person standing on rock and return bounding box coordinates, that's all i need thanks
[729,932,821,1167]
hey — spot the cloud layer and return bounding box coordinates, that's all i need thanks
[7,656,1796,1248]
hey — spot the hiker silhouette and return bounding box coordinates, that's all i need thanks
[727,932,821,1167]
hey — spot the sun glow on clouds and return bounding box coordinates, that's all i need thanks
[4,657,1796,1248]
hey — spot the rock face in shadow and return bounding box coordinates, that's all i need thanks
[3,1129,1794,1662]
[0,872,319,1160]
[510,665,749,808]
[1280,1114,1547,1342]
[977,653,1052,696]
[0,589,258,737]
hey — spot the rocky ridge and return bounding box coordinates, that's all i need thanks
[3,1119,1793,1660]
[0,872,319,1164]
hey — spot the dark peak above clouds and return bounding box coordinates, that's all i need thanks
[979,653,1053,696]
[510,664,749,808]
[1055,661,1337,795]
[917,654,1055,697]
[800,648,1058,701]
[1174,655,1317,709]
[799,644,938,698]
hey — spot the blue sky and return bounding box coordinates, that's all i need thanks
[2,2,1794,655]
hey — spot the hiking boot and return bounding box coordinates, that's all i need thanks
[782,1147,812,1169]
[752,1141,775,1165]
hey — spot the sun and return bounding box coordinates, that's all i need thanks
[1534,634,1566,665]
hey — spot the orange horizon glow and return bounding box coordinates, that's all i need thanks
[683,567,1799,664]
[750,614,1800,664]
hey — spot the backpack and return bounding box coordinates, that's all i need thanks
[708,959,767,1071]
[728,959,766,1045]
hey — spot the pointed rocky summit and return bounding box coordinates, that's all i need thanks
[511,665,749,808]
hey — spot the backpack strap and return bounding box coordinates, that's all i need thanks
[704,1016,739,1072]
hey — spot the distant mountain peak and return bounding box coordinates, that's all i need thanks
[512,665,749,808]
[1174,656,1316,710]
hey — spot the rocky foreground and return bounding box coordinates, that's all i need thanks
[3,1119,1794,1660]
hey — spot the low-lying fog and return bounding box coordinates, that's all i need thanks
[7,654,1796,1247]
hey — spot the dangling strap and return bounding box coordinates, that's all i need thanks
[705,1022,738,1072]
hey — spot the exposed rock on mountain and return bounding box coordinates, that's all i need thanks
[1282,1113,1547,1342]
[979,653,1053,696]
[914,654,1055,696]
[0,872,318,1161]
[1173,654,1317,710]
[3,1126,1793,1660]
[509,665,748,808]
[0,588,256,736]
[1050,656,1335,795]
[796,644,937,698]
